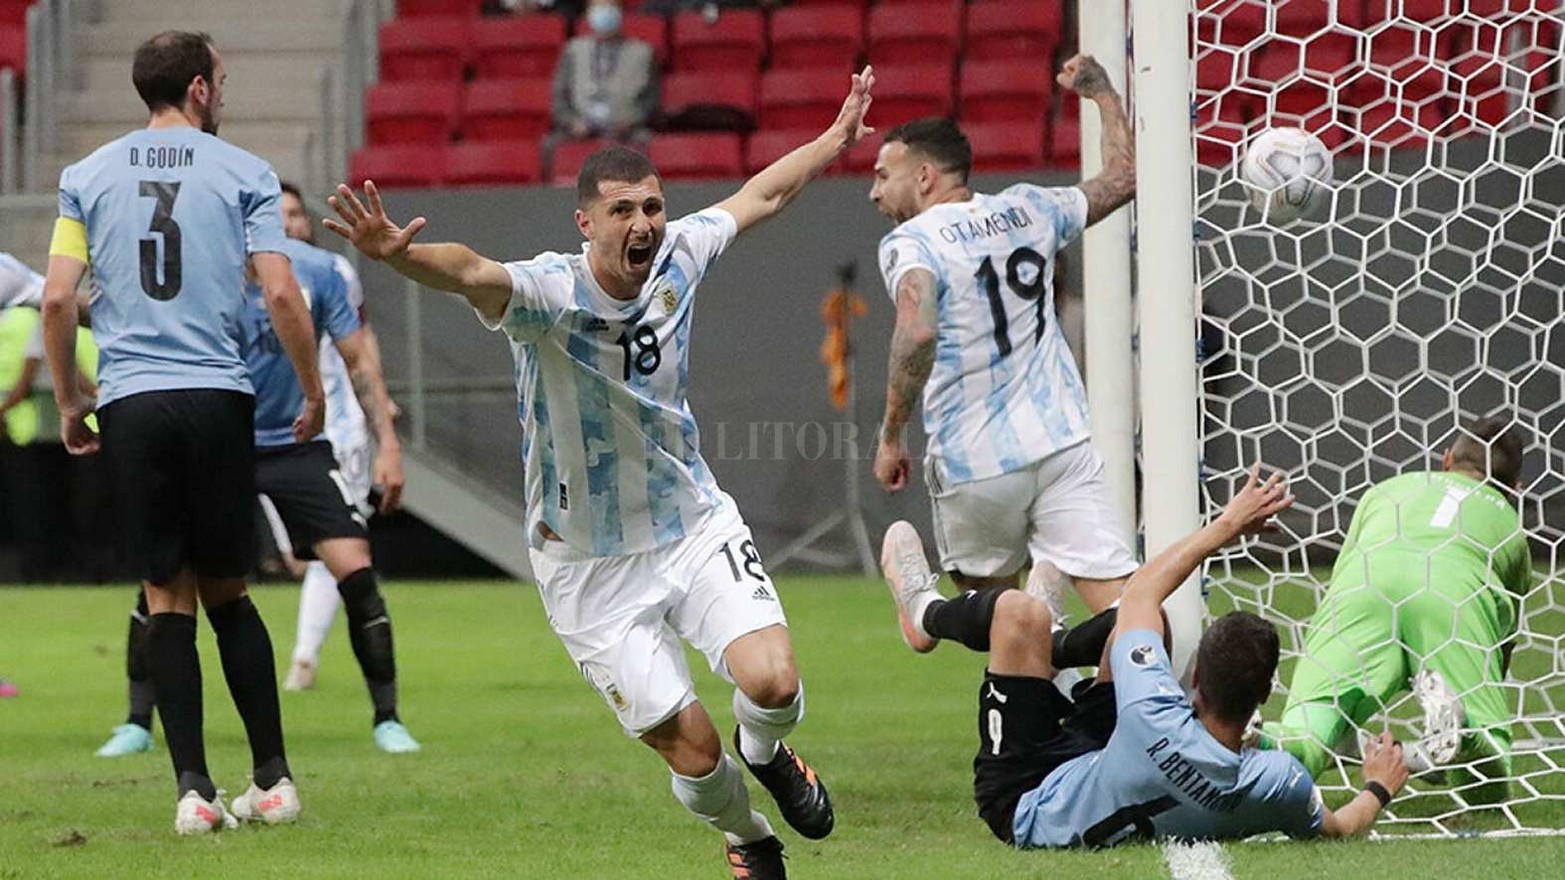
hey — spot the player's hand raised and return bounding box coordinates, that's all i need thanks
[1218,463,1293,536]
[294,395,325,444]
[324,181,428,261]
[1056,54,1115,100]
[829,65,876,148]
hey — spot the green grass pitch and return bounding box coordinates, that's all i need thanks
[1,579,1561,879]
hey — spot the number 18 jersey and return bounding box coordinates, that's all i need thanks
[878,184,1092,486]
[57,127,288,408]
[479,207,736,558]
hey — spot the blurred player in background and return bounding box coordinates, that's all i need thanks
[1263,417,1531,796]
[326,67,877,880]
[869,55,1139,625]
[41,31,321,834]
[882,467,1410,847]
[271,181,408,698]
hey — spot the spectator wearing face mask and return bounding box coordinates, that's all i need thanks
[549,0,659,150]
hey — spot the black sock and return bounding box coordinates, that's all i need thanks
[1052,606,1120,670]
[337,567,399,726]
[147,612,212,799]
[127,590,156,730]
[206,596,289,784]
[921,588,1003,653]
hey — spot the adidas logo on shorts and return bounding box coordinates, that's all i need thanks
[752,585,776,602]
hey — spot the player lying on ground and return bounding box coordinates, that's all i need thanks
[42,30,322,834]
[1260,417,1530,798]
[869,54,1139,620]
[326,68,877,880]
[882,466,1410,846]
[99,226,420,759]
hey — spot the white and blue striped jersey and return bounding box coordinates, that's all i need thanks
[1013,630,1325,848]
[879,184,1092,486]
[0,253,44,309]
[479,207,736,557]
[321,254,369,454]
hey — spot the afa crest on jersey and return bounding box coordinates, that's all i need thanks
[660,286,677,314]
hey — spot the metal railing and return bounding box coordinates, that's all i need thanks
[307,0,385,195]
[1,69,16,195]
[21,0,79,193]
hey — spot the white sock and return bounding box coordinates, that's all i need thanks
[292,561,341,666]
[734,684,803,766]
[670,755,774,845]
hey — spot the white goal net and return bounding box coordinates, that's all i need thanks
[1189,0,1565,836]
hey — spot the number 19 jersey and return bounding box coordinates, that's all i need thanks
[57,127,288,408]
[878,184,1092,486]
[479,207,736,557]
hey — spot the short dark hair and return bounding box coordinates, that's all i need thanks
[1194,611,1280,724]
[132,31,216,113]
[884,117,972,183]
[576,146,659,206]
[279,181,303,202]
[1450,415,1527,489]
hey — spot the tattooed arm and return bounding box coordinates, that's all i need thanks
[874,268,938,492]
[1057,54,1137,227]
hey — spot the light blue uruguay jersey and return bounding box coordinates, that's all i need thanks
[58,127,288,407]
[0,253,44,309]
[1014,629,1325,848]
[478,208,736,557]
[878,184,1092,486]
[243,238,359,447]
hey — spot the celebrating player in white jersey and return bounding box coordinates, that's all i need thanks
[327,68,877,880]
[0,253,45,310]
[870,56,1139,615]
[272,181,406,695]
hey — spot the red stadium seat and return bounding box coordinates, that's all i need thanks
[550,137,618,186]
[379,17,469,82]
[0,1,29,29]
[966,120,1046,172]
[867,3,961,68]
[838,132,882,174]
[759,68,848,131]
[959,60,1052,124]
[571,14,669,69]
[769,6,864,70]
[744,129,815,173]
[1195,0,1265,48]
[0,23,22,72]
[1275,0,1333,38]
[472,14,568,79]
[398,0,479,16]
[1048,113,1079,167]
[870,63,954,126]
[462,77,553,142]
[965,1,1062,61]
[1195,99,1249,167]
[445,141,542,186]
[650,132,744,180]
[670,10,764,72]
[662,70,758,132]
[350,145,442,189]
[365,81,461,145]
[790,0,868,6]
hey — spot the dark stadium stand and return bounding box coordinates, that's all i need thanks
[354,0,1561,187]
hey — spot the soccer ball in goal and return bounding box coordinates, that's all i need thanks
[1187,0,1564,838]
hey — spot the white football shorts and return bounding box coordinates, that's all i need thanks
[331,439,374,519]
[527,492,789,736]
[926,439,1139,582]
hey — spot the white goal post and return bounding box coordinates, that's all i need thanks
[1110,0,1565,837]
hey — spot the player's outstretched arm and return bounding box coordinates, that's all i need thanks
[40,252,97,454]
[1057,54,1136,227]
[1115,465,1293,637]
[255,252,326,442]
[325,182,513,324]
[714,66,875,235]
[874,267,937,492]
[335,327,405,513]
[1320,731,1409,837]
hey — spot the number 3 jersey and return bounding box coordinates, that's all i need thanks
[56,127,287,408]
[479,207,737,557]
[1014,630,1324,848]
[878,184,1092,486]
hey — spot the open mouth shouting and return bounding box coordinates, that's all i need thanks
[627,241,655,274]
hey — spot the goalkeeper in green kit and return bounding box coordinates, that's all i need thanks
[1266,417,1530,788]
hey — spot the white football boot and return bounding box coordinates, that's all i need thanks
[230,776,302,825]
[880,521,942,653]
[1409,669,1464,771]
[174,789,238,835]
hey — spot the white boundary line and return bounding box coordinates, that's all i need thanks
[1162,841,1236,880]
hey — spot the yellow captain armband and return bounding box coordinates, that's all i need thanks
[49,217,89,263]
